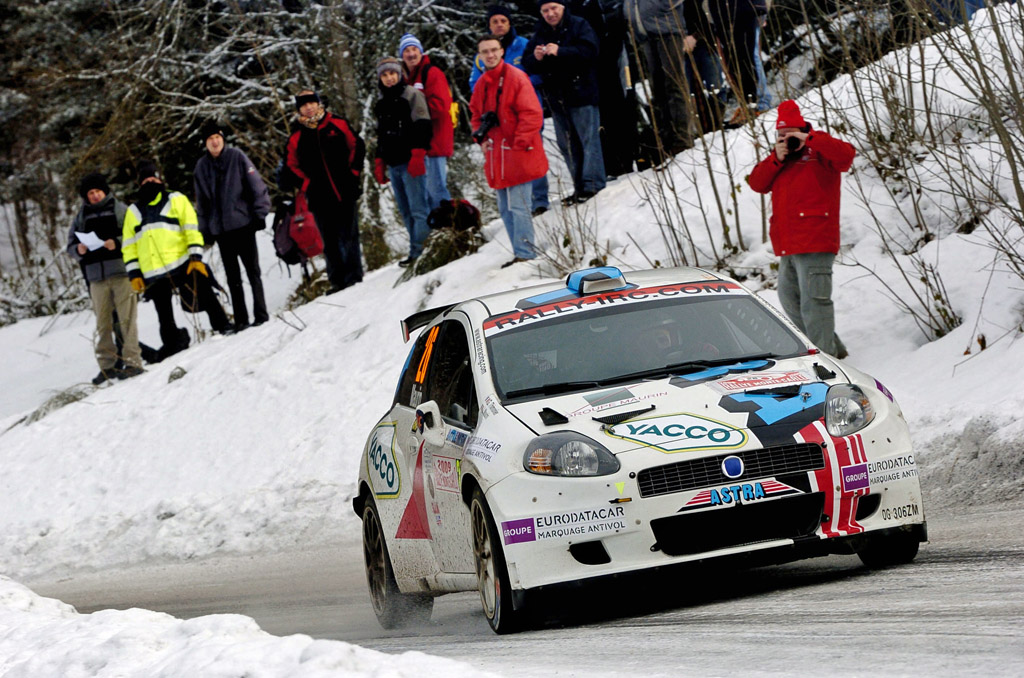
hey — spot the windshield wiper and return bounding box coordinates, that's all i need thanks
[504,380,602,399]
[602,353,779,385]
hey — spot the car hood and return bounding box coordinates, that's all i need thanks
[503,356,841,454]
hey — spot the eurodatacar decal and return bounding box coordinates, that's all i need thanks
[501,505,631,545]
[841,454,917,491]
[605,412,746,453]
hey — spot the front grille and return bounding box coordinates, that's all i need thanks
[636,442,826,498]
[650,492,825,556]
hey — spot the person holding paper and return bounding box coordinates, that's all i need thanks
[66,172,144,385]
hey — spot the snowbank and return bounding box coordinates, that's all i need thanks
[0,576,496,677]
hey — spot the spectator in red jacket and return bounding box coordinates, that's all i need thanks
[747,100,855,358]
[286,90,366,293]
[399,34,454,211]
[471,34,549,267]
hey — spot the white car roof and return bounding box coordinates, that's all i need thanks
[401,266,727,340]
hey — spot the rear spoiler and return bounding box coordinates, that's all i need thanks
[401,304,456,342]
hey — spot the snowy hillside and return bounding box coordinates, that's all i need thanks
[0,5,1022,676]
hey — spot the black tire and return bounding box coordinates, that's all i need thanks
[362,496,434,629]
[857,531,921,568]
[470,487,528,634]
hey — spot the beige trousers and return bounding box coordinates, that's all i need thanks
[89,276,142,370]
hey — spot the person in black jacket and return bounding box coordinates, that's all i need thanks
[66,173,144,384]
[372,57,433,266]
[193,122,272,330]
[523,1,607,205]
[285,90,366,293]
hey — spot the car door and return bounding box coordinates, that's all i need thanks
[416,318,479,574]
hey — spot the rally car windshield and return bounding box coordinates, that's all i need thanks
[486,295,805,401]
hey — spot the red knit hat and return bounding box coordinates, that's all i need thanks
[776,100,807,130]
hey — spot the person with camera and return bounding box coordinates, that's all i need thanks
[193,121,271,331]
[471,34,549,268]
[372,57,434,267]
[522,1,605,206]
[469,5,551,217]
[748,100,855,359]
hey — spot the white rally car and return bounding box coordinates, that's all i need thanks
[355,266,926,633]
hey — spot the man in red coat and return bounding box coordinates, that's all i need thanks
[748,100,855,358]
[399,34,454,211]
[471,34,549,268]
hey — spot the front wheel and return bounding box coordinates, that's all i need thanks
[471,487,528,634]
[362,496,434,628]
[856,530,921,568]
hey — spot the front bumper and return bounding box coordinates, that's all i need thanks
[487,440,926,592]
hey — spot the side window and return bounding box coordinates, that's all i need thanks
[424,320,479,429]
[395,325,440,408]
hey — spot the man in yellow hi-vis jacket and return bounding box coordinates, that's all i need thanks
[123,160,232,357]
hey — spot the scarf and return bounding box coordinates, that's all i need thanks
[298,104,326,129]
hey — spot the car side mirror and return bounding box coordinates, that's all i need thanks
[414,400,445,447]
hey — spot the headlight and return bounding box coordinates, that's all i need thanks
[825,384,875,436]
[523,432,620,477]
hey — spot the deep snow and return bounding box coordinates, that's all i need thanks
[1,6,1023,676]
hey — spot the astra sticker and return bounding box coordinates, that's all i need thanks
[367,422,401,499]
[501,505,630,545]
[432,455,460,494]
[678,479,801,512]
[605,412,746,453]
[707,370,816,394]
[483,281,745,337]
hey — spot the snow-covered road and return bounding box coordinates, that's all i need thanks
[30,502,1024,677]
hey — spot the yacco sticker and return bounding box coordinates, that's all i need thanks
[678,479,801,512]
[367,422,401,499]
[569,388,668,418]
[432,455,460,494]
[482,281,745,337]
[605,412,747,453]
[707,370,815,394]
[501,505,630,545]
[465,435,501,464]
[445,427,469,449]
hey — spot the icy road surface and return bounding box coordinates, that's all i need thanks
[31,502,1024,677]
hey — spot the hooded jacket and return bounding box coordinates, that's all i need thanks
[67,193,129,283]
[469,28,541,92]
[374,81,433,168]
[747,130,856,256]
[470,60,548,190]
[193,146,271,239]
[522,7,601,110]
[404,55,455,158]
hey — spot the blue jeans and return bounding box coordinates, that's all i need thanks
[551,104,606,195]
[497,182,536,260]
[424,155,451,211]
[754,24,772,112]
[389,164,429,259]
[532,174,549,210]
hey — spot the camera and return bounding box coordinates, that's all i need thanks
[786,136,802,153]
[472,111,499,144]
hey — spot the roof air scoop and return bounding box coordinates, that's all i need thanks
[566,266,629,296]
